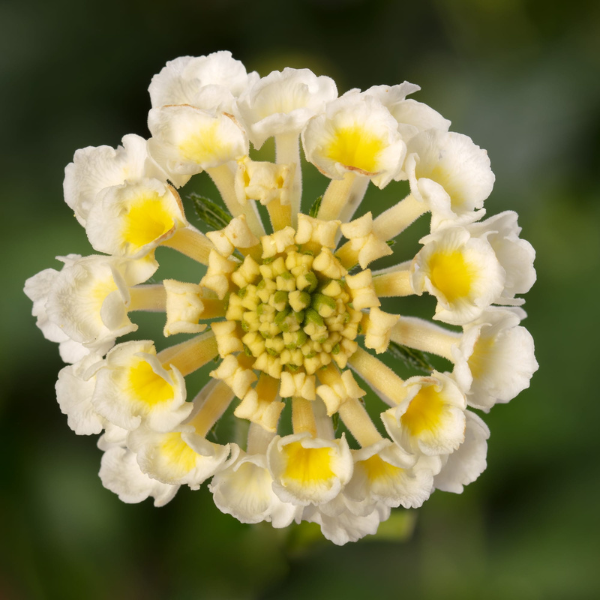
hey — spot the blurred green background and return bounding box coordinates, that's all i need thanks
[1,0,599,598]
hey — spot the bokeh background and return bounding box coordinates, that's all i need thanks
[1,0,600,598]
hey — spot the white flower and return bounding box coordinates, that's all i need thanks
[210,450,299,527]
[302,93,406,188]
[128,425,232,489]
[267,432,353,506]
[411,226,505,325]
[300,494,391,545]
[28,54,537,543]
[452,308,538,411]
[405,130,494,230]
[43,254,158,350]
[149,51,258,108]
[86,179,187,258]
[55,353,106,435]
[24,266,110,363]
[64,134,164,226]
[237,68,337,148]
[361,83,450,141]
[466,211,536,303]
[435,411,490,493]
[92,340,190,432]
[345,439,440,509]
[99,446,178,506]
[97,422,129,451]
[148,106,248,187]
[382,371,467,457]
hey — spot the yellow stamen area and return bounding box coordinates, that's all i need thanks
[401,385,445,436]
[428,251,474,303]
[179,121,231,165]
[123,194,175,249]
[468,335,494,379]
[160,432,198,473]
[128,360,174,405]
[422,165,465,209]
[326,126,385,173]
[282,442,335,483]
[361,454,402,483]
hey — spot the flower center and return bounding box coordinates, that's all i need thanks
[226,243,362,379]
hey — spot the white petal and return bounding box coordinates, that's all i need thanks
[267,432,353,506]
[237,68,337,148]
[99,446,178,506]
[64,134,157,225]
[209,450,298,527]
[128,425,231,488]
[467,211,536,300]
[406,130,494,229]
[55,353,105,435]
[86,179,186,258]
[435,411,489,493]
[302,93,406,188]
[148,106,248,186]
[92,340,190,432]
[381,371,467,457]
[454,308,539,410]
[149,52,257,108]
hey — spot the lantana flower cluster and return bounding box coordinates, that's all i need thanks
[25,51,538,545]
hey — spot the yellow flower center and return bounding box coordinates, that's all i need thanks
[160,432,198,474]
[326,125,386,173]
[123,194,175,250]
[282,442,335,483]
[428,250,474,303]
[360,454,403,483]
[401,384,445,436]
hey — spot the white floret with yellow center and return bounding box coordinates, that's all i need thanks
[344,439,440,509]
[302,93,407,188]
[91,340,190,432]
[44,254,158,351]
[411,226,505,325]
[86,179,187,258]
[381,371,467,457]
[148,106,249,188]
[267,432,354,506]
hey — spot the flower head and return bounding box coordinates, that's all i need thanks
[25,51,537,545]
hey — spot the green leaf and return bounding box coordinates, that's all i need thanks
[387,340,435,373]
[308,195,322,218]
[190,193,232,231]
[332,412,340,432]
